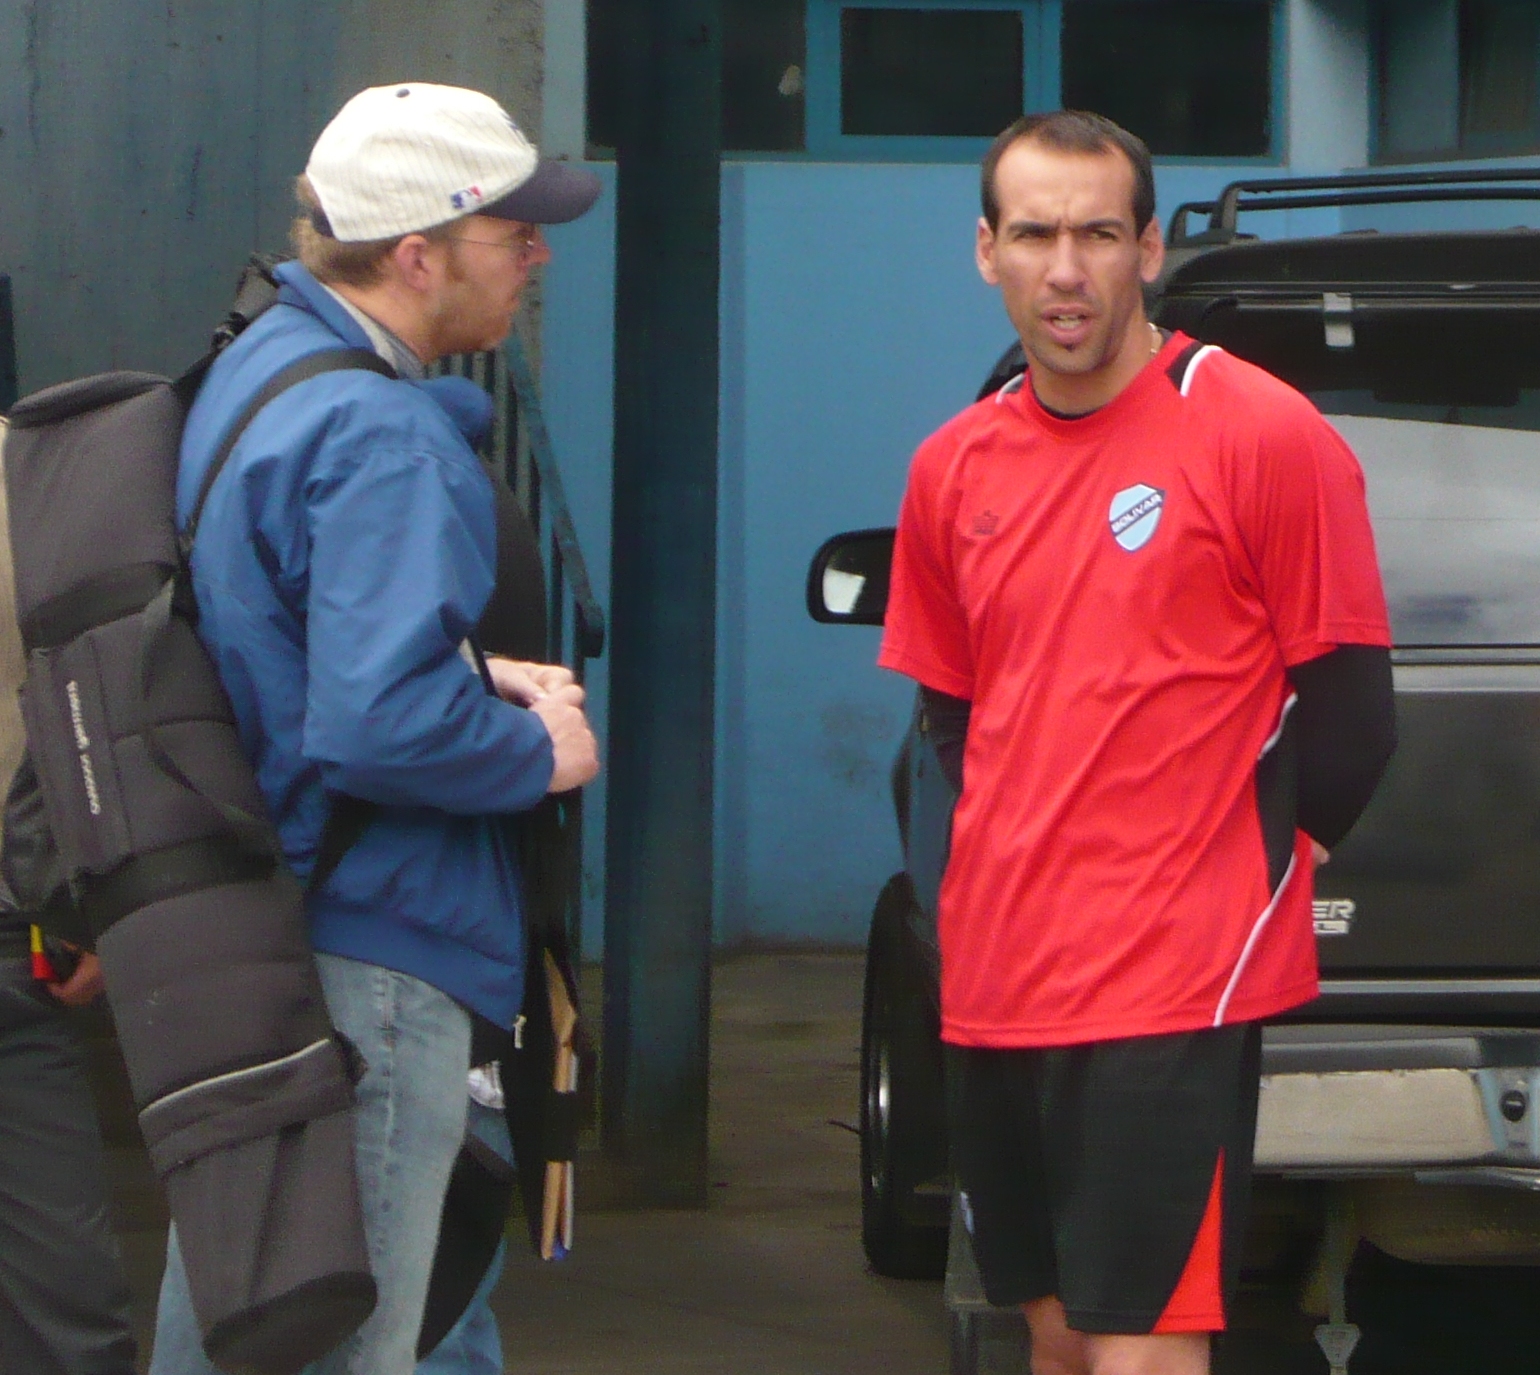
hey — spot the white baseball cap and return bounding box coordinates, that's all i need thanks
[306,82,601,242]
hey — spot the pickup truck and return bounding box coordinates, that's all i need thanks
[808,167,1540,1372]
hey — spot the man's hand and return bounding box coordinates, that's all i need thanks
[486,657,576,707]
[47,949,105,1008]
[530,684,600,793]
[484,657,597,792]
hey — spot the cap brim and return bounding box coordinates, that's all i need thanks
[483,160,602,225]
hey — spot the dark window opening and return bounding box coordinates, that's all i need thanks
[1061,1,1273,158]
[588,0,1282,160]
[586,0,623,154]
[1378,0,1540,160]
[724,0,807,151]
[839,8,1024,138]
[1460,1,1540,150]
[587,0,806,154]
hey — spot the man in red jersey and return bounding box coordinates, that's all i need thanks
[879,111,1396,1375]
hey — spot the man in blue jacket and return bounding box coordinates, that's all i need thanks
[148,83,601,1375]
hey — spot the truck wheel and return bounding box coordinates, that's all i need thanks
[861,877,949,1279]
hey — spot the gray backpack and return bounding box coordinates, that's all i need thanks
[1,256,389,1374]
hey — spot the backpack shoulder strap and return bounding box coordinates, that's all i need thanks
[181,347,396,556]
[179,345,396,882]
[307,793,378,895]
[171,251,296,410]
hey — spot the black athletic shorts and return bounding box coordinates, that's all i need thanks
[945,1022,1262,1334]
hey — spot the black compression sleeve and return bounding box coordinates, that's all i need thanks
[919,686,971,794]
[1286,645,1397,851]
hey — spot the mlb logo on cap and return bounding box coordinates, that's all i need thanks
[304,82,602,241]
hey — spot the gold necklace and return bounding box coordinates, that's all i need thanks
[1148,322,1162,357]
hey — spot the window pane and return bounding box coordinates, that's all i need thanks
[1311,327,1540,648]
[587,0,807,154]
[586,0,623,152]
[1310,401,1540,646]
[1378,0,1461,159]
[840,8,1024,137]
[1061,1,1273,158]
[724,0,806,151]
[1460,0,1540,149]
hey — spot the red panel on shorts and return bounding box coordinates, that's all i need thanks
[1154,1151,1226,1334]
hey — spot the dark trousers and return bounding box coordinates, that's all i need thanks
[0,957,137,1374]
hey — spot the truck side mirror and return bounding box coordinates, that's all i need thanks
[806,528,896,625]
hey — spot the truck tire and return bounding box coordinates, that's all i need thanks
[861,876,949,1279]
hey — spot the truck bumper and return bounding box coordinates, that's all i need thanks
[1256,1024,1540,1171]
[1255,1025,1540,1263]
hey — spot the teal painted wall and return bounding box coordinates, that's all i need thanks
[543,157,1307,950]
[15,0,1509,949]
[540,0,1399,951]
[544,1,1540,950]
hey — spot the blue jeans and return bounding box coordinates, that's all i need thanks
[149,954,471,1375]
[415,1101,511,1375]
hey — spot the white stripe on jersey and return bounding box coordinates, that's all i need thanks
[1179,344,1223,397]
[1258,692,1298,759]
[1214,852,1298,1027]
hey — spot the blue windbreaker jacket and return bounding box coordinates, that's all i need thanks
[177,262,553,1025]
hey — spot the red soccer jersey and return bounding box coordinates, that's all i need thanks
[879,334,1391,1047]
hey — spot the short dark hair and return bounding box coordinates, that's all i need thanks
[980,111,1156,237]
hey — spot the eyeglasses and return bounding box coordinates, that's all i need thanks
[449,225,545,263]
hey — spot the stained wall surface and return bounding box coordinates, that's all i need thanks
[0,0,541,391]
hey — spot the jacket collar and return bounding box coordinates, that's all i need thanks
[273,261,377,353]
[273,262,427,380]
[270,260,493,446]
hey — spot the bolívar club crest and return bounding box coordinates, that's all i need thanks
[1108,484,1165,552]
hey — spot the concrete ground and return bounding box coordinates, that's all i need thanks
[104,951,950,1374]
[94,950,1540,1374]
[488,952,947,1374]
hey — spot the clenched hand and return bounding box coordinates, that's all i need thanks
[530,684,600,793]
[47,949,105,1008]
[485,657,599,793]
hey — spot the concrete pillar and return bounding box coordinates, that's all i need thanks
[1286,0,1372,171]
[542,0,586,158]
[331,0,543,135]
